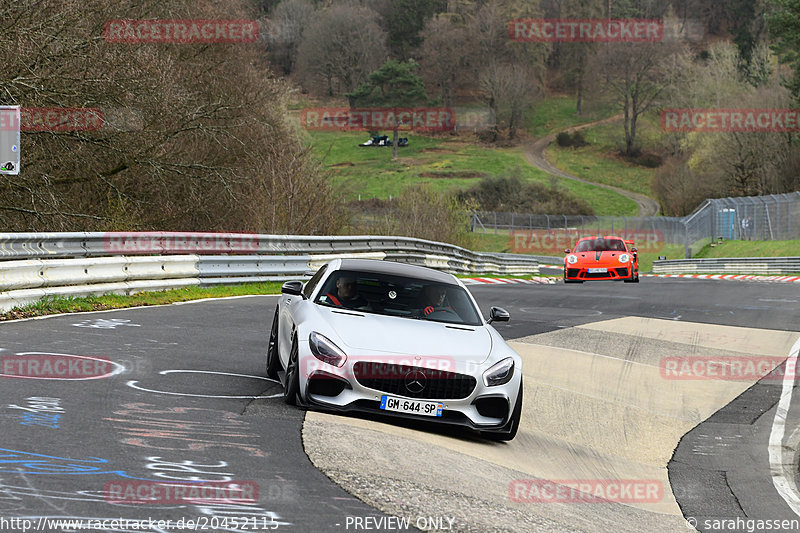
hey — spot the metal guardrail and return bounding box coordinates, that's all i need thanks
[0,233,541,312]
[653,257,800,275]
[0,232,539,265]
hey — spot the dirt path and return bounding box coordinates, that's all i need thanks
[523,115,661,217]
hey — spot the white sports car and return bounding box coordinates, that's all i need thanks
[266,258,524,440]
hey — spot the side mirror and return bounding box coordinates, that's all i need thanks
[631,248,638,253]
[564,248,571,254]
[488,306,510,324]
[281,281,304,297]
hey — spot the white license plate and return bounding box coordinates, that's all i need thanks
[588,268,607,273]
[380,395,442,417]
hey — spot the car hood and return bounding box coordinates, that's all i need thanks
[573,250,630,265]
[317,308,493,363]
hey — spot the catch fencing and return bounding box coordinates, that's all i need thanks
[472,191,800,258]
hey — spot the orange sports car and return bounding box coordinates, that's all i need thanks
[563,236,639,283]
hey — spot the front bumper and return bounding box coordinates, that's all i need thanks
[565,265,632,280]
[300,358,519,431]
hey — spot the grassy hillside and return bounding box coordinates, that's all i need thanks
[695,240,800,258]
[306,130,638,215]
[525,96,617,137]
[544,119,661,198]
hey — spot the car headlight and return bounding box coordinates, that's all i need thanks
[309,332,347,367]
[618,254,630,263]
[567,255,578,264]
[483,357,514,387]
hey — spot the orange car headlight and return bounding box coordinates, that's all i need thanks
[567,255,578,264]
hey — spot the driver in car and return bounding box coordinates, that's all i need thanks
[421,285,454,316]
[325,275,368,309]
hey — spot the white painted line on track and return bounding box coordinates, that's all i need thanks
[769,336,800,517]
[126,370,283,399]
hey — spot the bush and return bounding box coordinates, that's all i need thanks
[351,185,476,249]
[556,130,589,148]
[556,132,573,147]
[459,168,594,215]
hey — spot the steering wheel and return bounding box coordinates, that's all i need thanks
[425,308,460,320]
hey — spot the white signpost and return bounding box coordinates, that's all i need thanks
[1,105,21,175]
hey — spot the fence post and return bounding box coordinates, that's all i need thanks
[684,221,691,258]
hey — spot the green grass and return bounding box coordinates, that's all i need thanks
[472,233,515,253]
[0,282,285,321]
[307,130,638,216]
[545,121,658,198]
[525,95,617,137]
[695,240,800,259]
[637,245,685,273]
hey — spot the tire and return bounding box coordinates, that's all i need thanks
[481,380,523,442]
[624,268,639,283]
[266,306,280,380]
[283,334,300,405]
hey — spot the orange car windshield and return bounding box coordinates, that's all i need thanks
[575,239,627,252]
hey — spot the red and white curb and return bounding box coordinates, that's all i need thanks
[643,274,800,283]
[463,277,558,285]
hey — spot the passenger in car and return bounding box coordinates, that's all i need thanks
[325,275,369,309]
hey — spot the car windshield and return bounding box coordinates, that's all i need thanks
[575,238,627,252]
[314,269,482,326]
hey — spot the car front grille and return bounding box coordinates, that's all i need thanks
[585,272,613,278]
[353,362,477,400]
[615,268,629,277]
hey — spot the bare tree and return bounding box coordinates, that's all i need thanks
[469,2,548,141]
[0,0,344,234]
[265,0,316,75]
[418,15,474,109]
[295,2,388,96]
[653,42,800,211]
[590,41,683,155]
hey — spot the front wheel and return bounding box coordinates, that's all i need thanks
[266,307,280,380]
[481,380,523,442]
[283,335,300,405]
